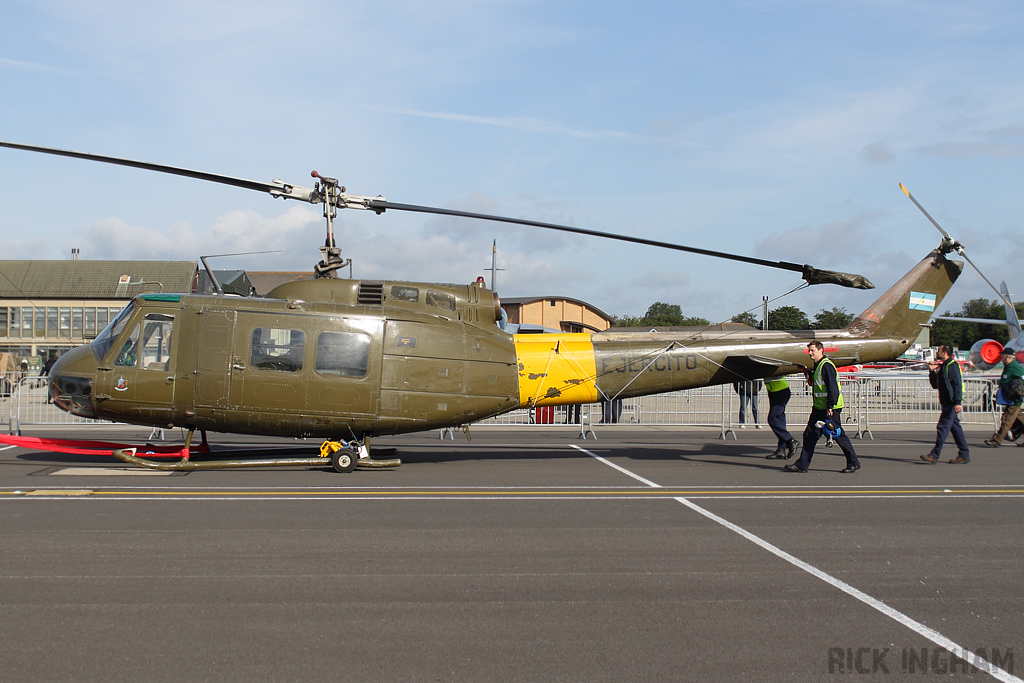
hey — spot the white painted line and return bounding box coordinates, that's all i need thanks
[571,444,661,487]
[0,445,17,452]
[23,489,94,497]
[50,467,176,476]
[675,496,1021,682]
[583,447,1023,683]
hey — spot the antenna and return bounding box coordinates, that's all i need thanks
[485,240,505,292]
[198,250,282,296]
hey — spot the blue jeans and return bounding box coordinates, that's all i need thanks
[930,403,969,459]
[794,408,859,470]
[738,393,759,424]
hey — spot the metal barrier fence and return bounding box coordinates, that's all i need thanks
[4,373,1003,437]
[474,374,1002,439]
[3,376,107,434]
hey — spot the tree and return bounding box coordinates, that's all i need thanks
[812,306,854,330]
[731,311,760,328]
[930,297,1019,350]
[612,302,711,328]
[767,305,810,330]
[642,302,684,327]
[610,314,642,327]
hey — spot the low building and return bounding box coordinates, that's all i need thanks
[501,296,613,333]
[0,260,198,361]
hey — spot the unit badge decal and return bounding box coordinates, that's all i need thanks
[115,376,128,392]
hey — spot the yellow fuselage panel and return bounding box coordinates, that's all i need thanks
[513,333,598,407]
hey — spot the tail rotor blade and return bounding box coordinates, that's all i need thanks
[899,182,952,240]
[899,182,1011,307]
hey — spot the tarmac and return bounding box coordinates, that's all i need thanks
[1,423,1022,682]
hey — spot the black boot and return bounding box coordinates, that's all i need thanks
[786,439,800,458]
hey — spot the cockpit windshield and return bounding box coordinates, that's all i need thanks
[91,302,136,361]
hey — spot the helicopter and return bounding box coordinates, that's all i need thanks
[0,141,966,473]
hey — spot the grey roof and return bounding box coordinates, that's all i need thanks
[0,261,198,299]
[246,271,315,297]
[196,270,256,296]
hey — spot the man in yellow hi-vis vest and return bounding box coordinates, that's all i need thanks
[764,377,799,459]
[784,340,861,473]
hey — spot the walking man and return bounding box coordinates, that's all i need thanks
[920,345,970,463]
[985,348,1024,447]
[732,379,762,428]
[764,376,799,459]
[784,340,860,473]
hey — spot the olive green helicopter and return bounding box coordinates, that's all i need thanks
[0,141,967,473]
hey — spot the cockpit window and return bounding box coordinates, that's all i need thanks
[141,314,174,371]
[391,285,419,302]
[93,303,136,361]
[425,290,456,311]
[114,324,141,367]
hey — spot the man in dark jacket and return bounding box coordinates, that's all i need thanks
[921,345,970,463]
[40,352,57,404]
[985,348,1024,447]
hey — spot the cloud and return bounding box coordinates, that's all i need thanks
[861,140,896,165]
[57,205,321,262]
[375,106,711,148]
[0,57,75,75]
[988,124,1024,138]
[917,141,1024,158]
[753,211,885,264]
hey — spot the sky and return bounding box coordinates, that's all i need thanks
[1,0,1022,325]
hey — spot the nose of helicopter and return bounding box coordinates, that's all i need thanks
[48,344,99,418]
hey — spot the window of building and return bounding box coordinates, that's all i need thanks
[59,307,71,338]
[84,308,96,338]
[251,328,304,372]
[315,331,370,377]
[0,308,6,338]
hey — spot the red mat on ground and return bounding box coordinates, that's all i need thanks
[0,433,191,459]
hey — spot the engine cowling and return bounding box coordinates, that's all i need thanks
[970,339,1004,371]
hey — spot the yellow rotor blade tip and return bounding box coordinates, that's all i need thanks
[899,182,910,197]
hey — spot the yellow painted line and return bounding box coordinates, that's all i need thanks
[5,488,1024,497]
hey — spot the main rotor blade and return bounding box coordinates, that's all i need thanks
[368,200,874,289]
[0,140,874,289]
[0,140,289,196]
